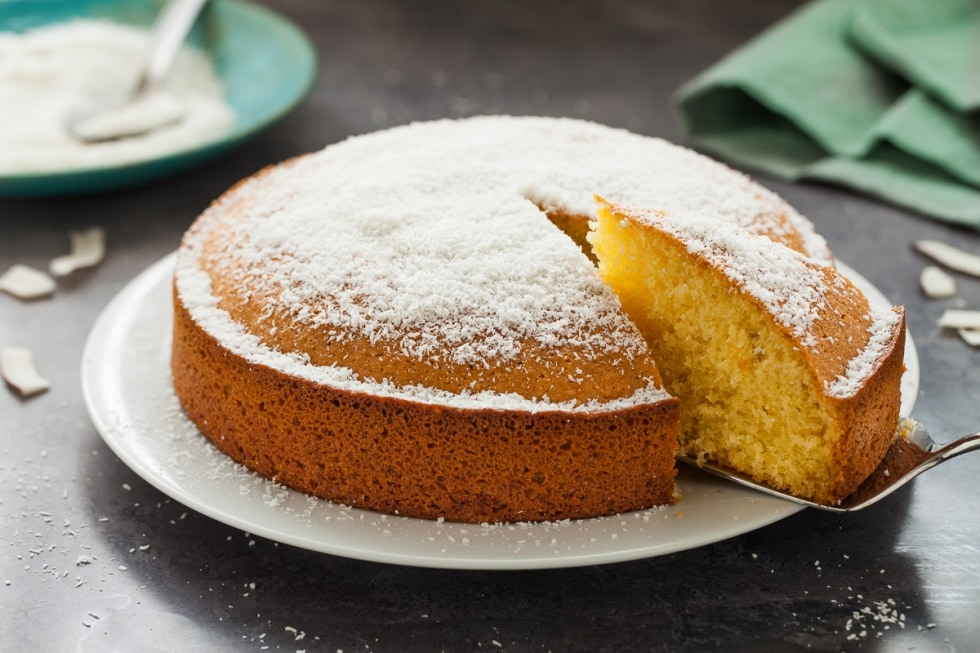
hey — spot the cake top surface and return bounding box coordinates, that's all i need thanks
[176,116,833,410]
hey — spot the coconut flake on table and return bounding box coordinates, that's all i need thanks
[913,240,980,278]
[0,346,50,396]
[937,309,980,330]
[50,227,106,277]
[958,329,980,347]
[935,310,980,346]
[0,264,56,300]
[919,265,957,299]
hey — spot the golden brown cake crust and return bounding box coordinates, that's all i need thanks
[171,290,680,523]
[824,307,906,503]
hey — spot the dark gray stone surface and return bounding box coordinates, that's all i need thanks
[3,1,978,651]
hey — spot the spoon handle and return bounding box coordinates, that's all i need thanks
[934,432,980,462]
[141,0,210,93]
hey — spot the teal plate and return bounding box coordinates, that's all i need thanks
[0,0,317,197]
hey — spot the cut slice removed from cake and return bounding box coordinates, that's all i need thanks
[590,197,907,506]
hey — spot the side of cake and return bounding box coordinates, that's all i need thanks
[590,198,906,505]
[172,289,680,522]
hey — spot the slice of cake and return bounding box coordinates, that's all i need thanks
[590,198,906,506]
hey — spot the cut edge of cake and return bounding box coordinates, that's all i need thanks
[590,196,906,506]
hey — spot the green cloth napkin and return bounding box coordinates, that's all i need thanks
[850,0,980,112]
[674,0,980,229]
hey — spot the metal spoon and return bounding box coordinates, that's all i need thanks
[69,0,209,142]
[678,418,980,512]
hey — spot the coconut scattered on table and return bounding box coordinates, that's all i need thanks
[0,264,56,300]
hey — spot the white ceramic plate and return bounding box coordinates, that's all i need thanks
[81,254,919,569]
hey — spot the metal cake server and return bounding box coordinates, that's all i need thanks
[69,0,209,142]
[678,418,980,512]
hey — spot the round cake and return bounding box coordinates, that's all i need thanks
[171,116,900,522]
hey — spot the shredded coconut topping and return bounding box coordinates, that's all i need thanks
[176,116,835,409]
[221,185,643,366]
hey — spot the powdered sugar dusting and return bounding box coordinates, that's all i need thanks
[176,116,831,409]
[179,232,669,411]
[213,180,643,367]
